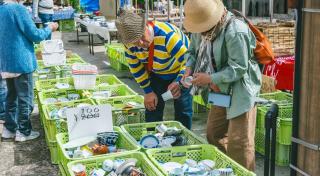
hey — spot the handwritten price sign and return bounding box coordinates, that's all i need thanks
[66,105,113,141]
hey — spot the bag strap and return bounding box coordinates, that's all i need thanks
[231,9,251,24]
[147,21,155,72]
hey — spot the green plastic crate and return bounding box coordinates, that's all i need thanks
[67,152,164,176]
[255,129,291,166]
[121,121,207,150]
[35,77,74,92]
[42,99,96,142]
[95,95,145,126]
[259,91,293,104]
[277,118,292,145]
[83,84,137,99]
[44,123,59,164]
[34,60,61,81]
[35,75,123,92]
[95,74,124,86]
[59,19,75,32]
[59,163,68,176]
[66,57,86,65]
[108,55,129,72]
[38,89,86,106]
[146,144,255,176]
[56,126,140,170]
[256,105,292,130]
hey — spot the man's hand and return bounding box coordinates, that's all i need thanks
[191,73,212,86]
[180,67,192,88]
[144,92,158,111]
[168,82,181,99]
[48,22,59,32]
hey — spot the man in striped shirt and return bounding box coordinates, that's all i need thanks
[116,10,193,129]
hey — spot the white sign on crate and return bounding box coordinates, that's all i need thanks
[66,105,113,141]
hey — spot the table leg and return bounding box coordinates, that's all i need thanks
[92,34,94,55]
[88,32,91,54]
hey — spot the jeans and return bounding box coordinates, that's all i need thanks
[0,79,7,121]
[145,73,193,129]
[39,13,53,40]
[4,73,34,136]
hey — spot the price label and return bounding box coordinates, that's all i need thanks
[66,105,113,141]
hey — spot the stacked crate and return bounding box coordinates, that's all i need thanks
[105,43,129,71]
[255,91,293,166]
[257,21,296,56]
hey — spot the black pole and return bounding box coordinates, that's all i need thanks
[290,0,304,175]
[264,111,271,176]
[264,104,279,176]
[270,105,278,176]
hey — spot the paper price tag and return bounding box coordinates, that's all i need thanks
[66,105,113,141]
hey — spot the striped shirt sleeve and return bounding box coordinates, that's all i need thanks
[125,48,152,94]
[165,31,189,82]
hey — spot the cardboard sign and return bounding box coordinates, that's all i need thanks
[66,105,113,141]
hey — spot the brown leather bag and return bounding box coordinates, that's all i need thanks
[232,10,275,65]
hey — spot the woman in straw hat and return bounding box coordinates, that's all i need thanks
[182,0,261,171]
[115,10,193,129]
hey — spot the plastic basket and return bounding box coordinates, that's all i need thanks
[72,64,98,90]
[94,74,124,86]
[44,124,59,164]
[59,163,68,176]
[108,55,129,72]
[256,105,292,130]
[38,89,85,106]
[35,77,74,92]
[66,55,86,64]
[255,129,291,166]
[67,152,164,176]
[83,84,137,99]
[56,127,140,169]
[146,144,255,176]
[259,91,293,104]
[72,74,97,90]
[36,75,123,92]
[42,99,96,142]
[277,118,292,145]
[121,121,207,150]
[42,51,67,67]
[95,95,145,126]
[34,60,61,80]
[193,95,210,113]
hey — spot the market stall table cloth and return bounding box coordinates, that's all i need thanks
[263,55,295,91]
[33,9,75,23]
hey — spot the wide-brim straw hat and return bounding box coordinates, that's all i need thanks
[183,0,225,33]
[115,10,146,44]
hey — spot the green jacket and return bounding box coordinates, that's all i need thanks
[186,12,262,119]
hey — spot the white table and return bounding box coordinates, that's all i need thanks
[74,17,118,55]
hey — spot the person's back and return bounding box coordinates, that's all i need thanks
[0,1,58,142]
[0,2,50,73]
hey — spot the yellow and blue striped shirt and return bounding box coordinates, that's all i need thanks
[125,21,189,94]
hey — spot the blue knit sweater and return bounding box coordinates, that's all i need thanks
[0,2,51,73]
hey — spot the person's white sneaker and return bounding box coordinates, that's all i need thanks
[1,127,16,139]
[15,131,40,142]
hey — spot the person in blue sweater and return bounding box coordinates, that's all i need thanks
[0,0,58,142]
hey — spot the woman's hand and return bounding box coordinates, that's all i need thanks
[180,67,192,88]
[191,73,212,86]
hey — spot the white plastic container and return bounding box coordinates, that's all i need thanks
[41,39,66,67]
[72,64,98,90]
[42,50,66,67]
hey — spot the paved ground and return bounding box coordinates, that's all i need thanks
[0,31,290,176]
